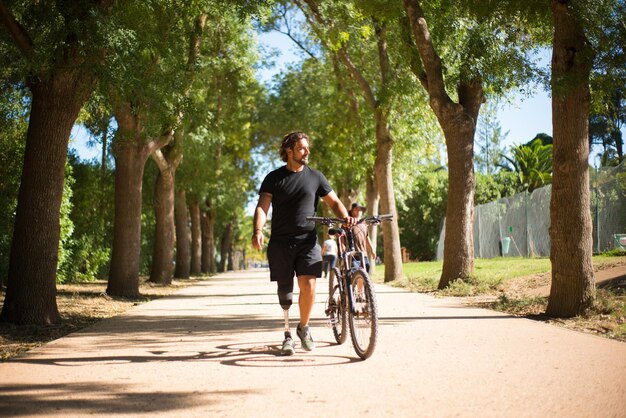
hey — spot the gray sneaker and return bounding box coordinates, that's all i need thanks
[281,331,295,356]
[296,324,316,351]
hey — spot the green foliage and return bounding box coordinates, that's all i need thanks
[599,249,626,257]
[0,1,115,82]
[0,84,28,284]
[502,136,553,192]
[62,154,115,282]
[587,0,625,165]
[397,168,448,261]
[56,162,75,284]
[474,170,519,205]
[415,0,550,97]
[255,56,375,197]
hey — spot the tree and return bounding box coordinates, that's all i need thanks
[475,101,508,175]
[0,0,114,324]
[104,3,211,295]
[148,13,208,285]
[177,16,260,276]
[403,0,546,288]
[503,137,553,192]
[403,0,482,288]
[296,0,405,282]
[547,0,597,317]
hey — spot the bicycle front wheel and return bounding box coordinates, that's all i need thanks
[327,267,347,344]
[348,269,378,359]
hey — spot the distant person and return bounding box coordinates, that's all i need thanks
[348,202,376,273]
[321,235,337,278]
[251,131,356,356]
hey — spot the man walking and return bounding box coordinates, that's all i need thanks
[251,131,355,355]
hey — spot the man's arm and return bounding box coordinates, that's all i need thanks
[322,191,357,227]
[366,235,376,263]
[252,193,272,250]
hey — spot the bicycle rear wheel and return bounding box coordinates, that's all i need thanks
[348,269,378,359]
[326,267,347,344]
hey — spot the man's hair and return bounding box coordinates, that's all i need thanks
[279,131,309,162]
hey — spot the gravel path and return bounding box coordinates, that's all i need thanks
[1,270,624,417]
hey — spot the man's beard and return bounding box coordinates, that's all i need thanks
[294,156,308,166]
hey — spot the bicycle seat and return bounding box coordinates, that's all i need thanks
[328,227,343,236]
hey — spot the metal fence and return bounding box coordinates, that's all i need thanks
[436,160,626,259]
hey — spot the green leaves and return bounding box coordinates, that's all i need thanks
[503,136,553,192]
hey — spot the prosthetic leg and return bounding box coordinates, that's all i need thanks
[278,282,295,355]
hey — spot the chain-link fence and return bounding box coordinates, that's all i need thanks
[436,160,626,259]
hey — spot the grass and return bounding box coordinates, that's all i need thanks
[379,257,552,296]
[374,254,626,342]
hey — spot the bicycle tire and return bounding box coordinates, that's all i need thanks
[327,266,347,344]
[348,268,378,359]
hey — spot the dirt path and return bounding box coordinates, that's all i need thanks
[0,270,625,417]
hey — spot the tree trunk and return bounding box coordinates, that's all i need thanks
[149,168,176,284]
[219,221,234,273]
[403,0,483,288]
[438,123,476,288]
[366,173,379,275]
[101,121,108,178]
[374,113,403,282]
[201,209,215,274]
[1,72,92,325]
[190,198,202,275]
[546,0,595,317]
[148,139,182,284]
[107,140,149,297]
[174,188,191,279]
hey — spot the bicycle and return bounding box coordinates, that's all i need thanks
[307,214,393,359]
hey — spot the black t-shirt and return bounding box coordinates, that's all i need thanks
[259,165,332,241]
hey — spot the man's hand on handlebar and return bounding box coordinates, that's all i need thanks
[344,216,358,228]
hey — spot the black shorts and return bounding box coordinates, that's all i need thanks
[267,238,323,283]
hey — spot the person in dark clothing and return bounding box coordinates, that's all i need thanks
[251,131,356,355]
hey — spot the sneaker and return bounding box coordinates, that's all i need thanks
[296,324,316,351]
[281,331,295,356]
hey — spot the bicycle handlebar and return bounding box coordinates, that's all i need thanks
[306,214,393,226]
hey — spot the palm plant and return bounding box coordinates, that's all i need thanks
[503,138,553,192]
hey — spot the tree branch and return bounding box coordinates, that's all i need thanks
[0,0,35,60]
[298,0,377,110]
[150,147,169,172]
[403,0,452,110]
[374,18,392,90]
[276,4,317,60]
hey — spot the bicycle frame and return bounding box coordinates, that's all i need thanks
[329,227,363,315]
[309,214,392,314]
[307,214,392,360]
